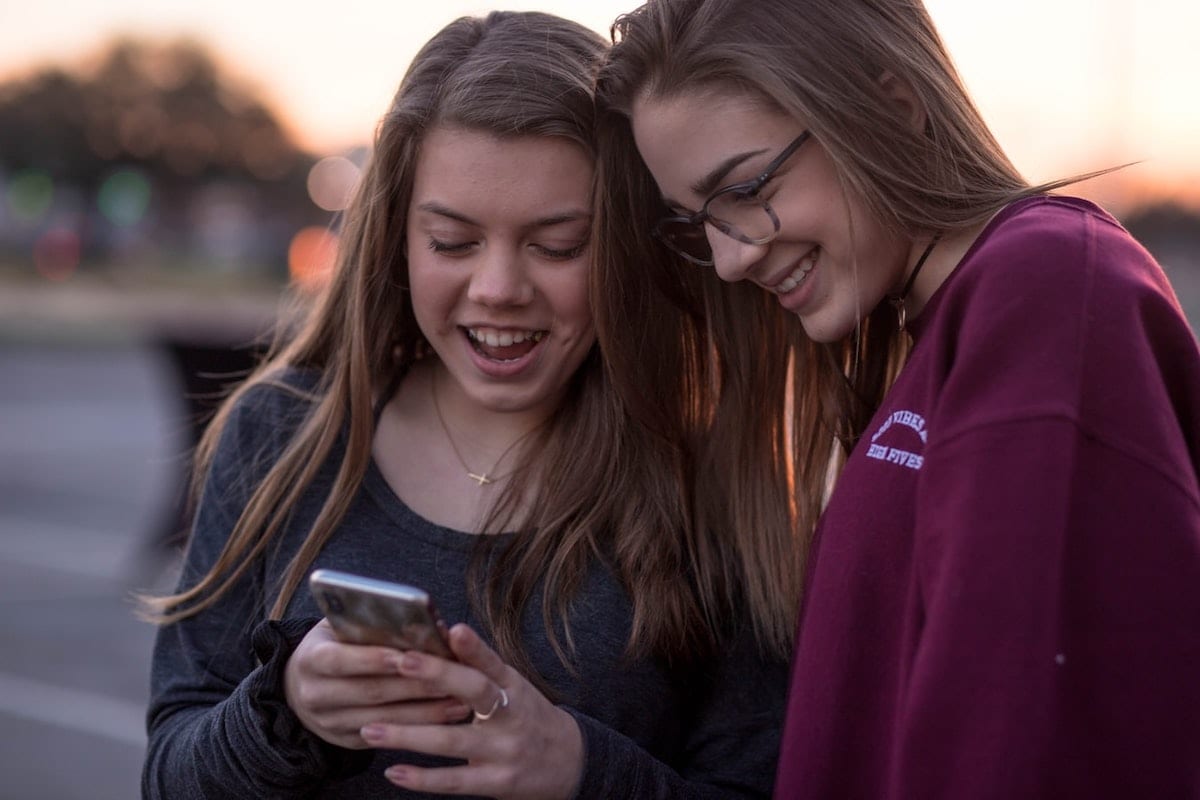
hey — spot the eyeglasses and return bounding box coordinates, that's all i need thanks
[652,131,811,267]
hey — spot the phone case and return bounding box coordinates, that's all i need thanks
[309,569,454,658]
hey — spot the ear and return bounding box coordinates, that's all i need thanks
[878,71,927,134]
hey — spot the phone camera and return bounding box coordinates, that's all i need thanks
[322,593,344,614]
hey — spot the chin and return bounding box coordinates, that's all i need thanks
[797,313,853,344]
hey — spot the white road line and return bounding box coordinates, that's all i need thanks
[0,672,145,748]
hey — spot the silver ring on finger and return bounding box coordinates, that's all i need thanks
[473,687,509,722]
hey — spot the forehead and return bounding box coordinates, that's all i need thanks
[629,89,797,203]
[411,127,593,211]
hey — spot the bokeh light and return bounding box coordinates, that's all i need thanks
[8,169,54,222]
[306,156,361,212]
[33,227,82,282]
[288,226,338,292]
[97,169,152,227]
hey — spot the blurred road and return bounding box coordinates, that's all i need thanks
[0,338,188,800]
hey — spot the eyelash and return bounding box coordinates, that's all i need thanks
[727,187,765,206]
[427,239,472,255]
[426,239,587,261]
[539,242,588,260]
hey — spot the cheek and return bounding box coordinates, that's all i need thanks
[546,282,596,372]
[557,322,597,380]
[406,259,454,331]
[545,269,593,330]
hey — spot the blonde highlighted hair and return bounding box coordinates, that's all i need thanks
[592,0,1071,651]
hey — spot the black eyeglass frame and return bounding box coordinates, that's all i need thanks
[652,130,812,267]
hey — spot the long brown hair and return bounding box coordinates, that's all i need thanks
[142,11,724,677]
[592,0,1059,651]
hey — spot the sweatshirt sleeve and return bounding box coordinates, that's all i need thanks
[142,383,370,799]
[566,623,787,799]
[890,215,1200,799]
[894,415,1200,798]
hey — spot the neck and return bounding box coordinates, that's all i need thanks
[898,222,987,322]
[425,362,548,470]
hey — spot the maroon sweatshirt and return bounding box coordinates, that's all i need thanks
[774,196,1200,799]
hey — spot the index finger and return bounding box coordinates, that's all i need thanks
[304,619,408,677]
[446,623,509,686]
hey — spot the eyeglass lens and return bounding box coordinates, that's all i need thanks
[658,193,778,264]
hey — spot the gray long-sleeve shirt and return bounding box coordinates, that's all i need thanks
[143,371,787,798]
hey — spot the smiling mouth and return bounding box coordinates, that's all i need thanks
[774,248,819,294]
[464,326,547,362]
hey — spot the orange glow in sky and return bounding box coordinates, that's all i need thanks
[2,1,1198,206]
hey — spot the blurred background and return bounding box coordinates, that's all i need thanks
[1,0,1197,797]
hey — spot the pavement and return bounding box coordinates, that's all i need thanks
[0,337,190,800]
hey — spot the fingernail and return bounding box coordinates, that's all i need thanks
[360,724,386,742]
[385,766,409,783]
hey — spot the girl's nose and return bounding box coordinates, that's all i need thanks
[707,224,766,283]
[467,247,535,307]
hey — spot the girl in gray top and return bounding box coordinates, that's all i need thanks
[140,11,794,799]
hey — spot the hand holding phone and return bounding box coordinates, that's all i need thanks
[309,569,455,660]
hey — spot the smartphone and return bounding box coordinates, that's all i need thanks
[308,569,455,659]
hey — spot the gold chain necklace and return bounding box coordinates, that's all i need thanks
[430,371,525,486]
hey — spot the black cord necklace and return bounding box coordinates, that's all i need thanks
[889,234,941,331]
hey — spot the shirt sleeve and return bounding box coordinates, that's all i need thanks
[141,384,370,799]
[566,623,788,799]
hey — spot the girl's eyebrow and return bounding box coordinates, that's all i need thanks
[660,148,769,210]
[690,148,768,197]
[415,202,478,226]
[414,202,591,229]
[532,210,592,227]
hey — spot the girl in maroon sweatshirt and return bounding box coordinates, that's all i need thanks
[592,1,1200,797]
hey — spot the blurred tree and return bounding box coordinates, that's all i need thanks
[0,36,324,275]
[0,67,95,181]
[75,38,301,181]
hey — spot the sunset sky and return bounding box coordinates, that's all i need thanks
[2,0,1199,206]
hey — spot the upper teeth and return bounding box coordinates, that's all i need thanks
[776,251,818,294]
[467,327,546,347]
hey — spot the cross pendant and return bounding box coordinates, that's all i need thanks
[468,472,492,486]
